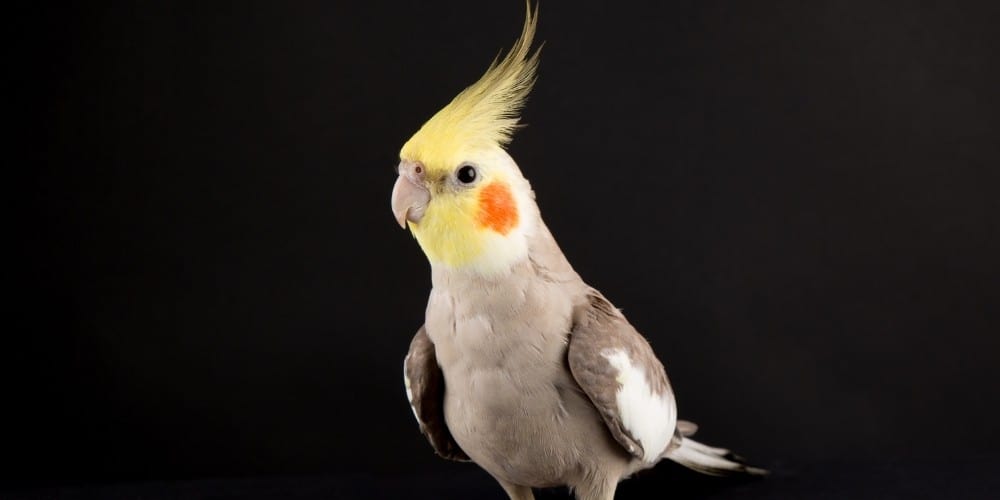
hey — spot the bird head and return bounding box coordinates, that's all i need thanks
[391,4,541,275]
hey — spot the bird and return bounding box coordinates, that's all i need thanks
[391,3,765,499]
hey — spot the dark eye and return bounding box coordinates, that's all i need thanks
[457,165,477,184]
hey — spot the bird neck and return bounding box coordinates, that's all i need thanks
[429,216,580,290]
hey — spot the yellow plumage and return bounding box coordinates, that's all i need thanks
[410,153,527,272]
[400,2,540,174]
[398,2,540,273]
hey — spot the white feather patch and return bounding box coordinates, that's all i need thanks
[403,355,420,423]
[602,348,676,463]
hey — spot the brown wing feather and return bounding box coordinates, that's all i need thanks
[567,290,676,461]
[404,326,469,461]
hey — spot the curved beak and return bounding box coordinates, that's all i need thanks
[391,169,430,229]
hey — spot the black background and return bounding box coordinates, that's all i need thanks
[10,0,1000,497]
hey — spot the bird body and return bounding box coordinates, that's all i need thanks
[392,4,764,499]
[423,224,634,493]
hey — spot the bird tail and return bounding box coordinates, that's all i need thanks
[664,430,768,477]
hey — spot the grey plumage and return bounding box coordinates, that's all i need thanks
[402,223,765,500]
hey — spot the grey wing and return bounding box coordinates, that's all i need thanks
[567,290,679,464]
[403,326,469,461]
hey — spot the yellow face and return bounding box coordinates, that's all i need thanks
[393,146,531,274]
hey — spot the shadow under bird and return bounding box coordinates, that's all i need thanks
[390,3,766,499]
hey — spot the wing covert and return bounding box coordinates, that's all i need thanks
[404,326,469,461]
[567,291,678,463]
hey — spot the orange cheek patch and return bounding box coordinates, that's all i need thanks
[476,182,519,235]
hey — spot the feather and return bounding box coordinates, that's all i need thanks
[400,1,540,172]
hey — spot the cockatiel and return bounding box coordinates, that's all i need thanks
[391,4,765,499]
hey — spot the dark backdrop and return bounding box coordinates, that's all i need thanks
[10,0,999,492]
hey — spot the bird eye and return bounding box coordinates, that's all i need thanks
[456,165,477,184]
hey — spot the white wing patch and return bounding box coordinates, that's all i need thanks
[403,355,420,423]
[602,348,677,463]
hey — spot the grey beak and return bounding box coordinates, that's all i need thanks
[391,167,431,229]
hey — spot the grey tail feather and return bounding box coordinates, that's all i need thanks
[666,436,769,477]
[675,419,699,437]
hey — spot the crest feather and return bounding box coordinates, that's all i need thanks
[400,2,540,171]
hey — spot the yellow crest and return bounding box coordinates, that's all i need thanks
[400,2,540,172]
